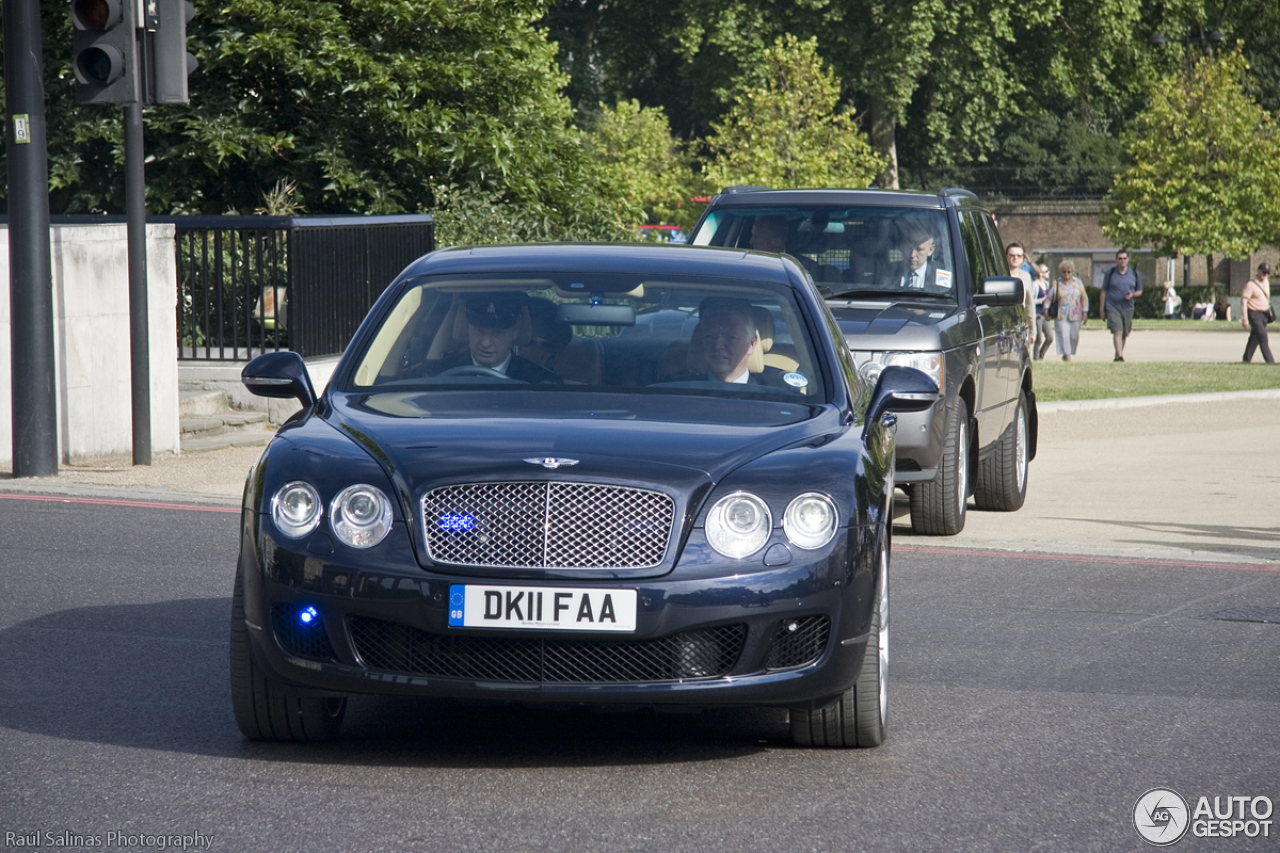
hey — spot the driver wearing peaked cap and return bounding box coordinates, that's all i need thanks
[429,292,561,383]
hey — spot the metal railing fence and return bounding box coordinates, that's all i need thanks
[170,214,435,360]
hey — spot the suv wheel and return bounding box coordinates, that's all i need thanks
[974,390,1029,511]
[909,402,969,535]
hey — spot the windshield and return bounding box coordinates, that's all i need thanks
[693,206,957,300]
[343,273,829,405]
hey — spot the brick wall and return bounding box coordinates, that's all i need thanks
[990,199,1278,295]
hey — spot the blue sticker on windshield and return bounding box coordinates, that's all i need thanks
[784,372,808,388]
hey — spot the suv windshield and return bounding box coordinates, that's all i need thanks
[693,206,957,301]
[344,273,828,405]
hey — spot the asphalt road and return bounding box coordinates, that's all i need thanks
[1,495,1276,852]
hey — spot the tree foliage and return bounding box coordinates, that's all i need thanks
[2,0,629,238]
[702,35,885,190]
[582,99,698,228]
[1103,50,1280,258]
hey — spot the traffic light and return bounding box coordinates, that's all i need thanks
[149,0,197,105]
[70,0,140,104]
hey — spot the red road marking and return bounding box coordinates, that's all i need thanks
[0,493,239,514]
[898,545,1280,573]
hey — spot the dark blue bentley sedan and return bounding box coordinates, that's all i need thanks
[231,243,938,747]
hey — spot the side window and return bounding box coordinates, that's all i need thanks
[958,211,987,294]
[976,212,1006,280]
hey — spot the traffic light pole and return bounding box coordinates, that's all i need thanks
[4,0,59,477]
[124,100,151,466]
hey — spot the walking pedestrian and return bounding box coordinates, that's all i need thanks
[1241,262,1274,363]
[1053,260,1089,362]
[1099,249,1142,362]
[1005,242,1036,349]
[1033,263,1055,359]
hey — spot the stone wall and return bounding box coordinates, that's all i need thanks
[1,223,180,467]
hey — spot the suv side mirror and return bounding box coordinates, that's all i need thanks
[866,365,940,429]
[973,276,1024,306]
[242,351,318,409]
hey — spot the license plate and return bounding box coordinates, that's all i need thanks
[448,584,637,632]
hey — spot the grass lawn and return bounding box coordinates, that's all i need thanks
[1033,361,1280,402]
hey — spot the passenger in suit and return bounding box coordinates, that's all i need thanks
[665,297,792,389]
[894,219,952,293]
[429,292,561,383]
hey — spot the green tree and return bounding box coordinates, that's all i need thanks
[2,0,628,238]
[1103,49,1280,265]
[583,99,700,230]
[701,35,885,190]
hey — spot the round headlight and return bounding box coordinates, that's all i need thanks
[858,360,883,386]
[783,492,838,550]
[271,481,323,538]
[705,492,772,559]
[331,484,394,549]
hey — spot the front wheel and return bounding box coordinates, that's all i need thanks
[974,390,1028,511]
[230,562,346,741]
[790,533,888,748]
[910,402,969,535]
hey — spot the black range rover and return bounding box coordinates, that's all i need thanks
[690,187,1037,535]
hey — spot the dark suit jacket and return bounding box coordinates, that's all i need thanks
[660,365,800,391]
[898,260,952,294]
[430,350,561,384]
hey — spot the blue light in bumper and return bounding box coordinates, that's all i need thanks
[298,605,319,626]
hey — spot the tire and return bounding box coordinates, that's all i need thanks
[230,561,346,741]
[909,402,969,535]
[974,390,1029,512]
[790,533,888,748]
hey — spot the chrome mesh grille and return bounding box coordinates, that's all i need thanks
[348,616,746,683]
[423,482,675,569]
[271,603,337,662]
[764,615,830,671]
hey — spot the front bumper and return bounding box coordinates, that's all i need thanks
[889,398,945,483]
[239,522,882,708]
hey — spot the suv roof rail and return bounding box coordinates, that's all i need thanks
[939,187,979,201]
[722,185,772,194]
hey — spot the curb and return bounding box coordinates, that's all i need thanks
[1037,387,1280,413]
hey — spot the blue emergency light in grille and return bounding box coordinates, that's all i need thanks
[422,481,675,569]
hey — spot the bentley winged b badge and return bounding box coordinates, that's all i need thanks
[524,457,580,470]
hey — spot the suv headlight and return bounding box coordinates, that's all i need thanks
[271,481,323,538]
[331,484,394,548]
[705,492,772,559]
[783,493,838,550]
[851,350,943,389]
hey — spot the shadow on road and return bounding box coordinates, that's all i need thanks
[0,598,783,765]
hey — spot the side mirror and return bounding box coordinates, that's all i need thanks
[866,365,940,428]
[242,351,317,409]
[973,275,1024,306]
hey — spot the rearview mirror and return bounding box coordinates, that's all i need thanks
[866,365,940,429]
[973,276,1024,306]
[242,351,317,409]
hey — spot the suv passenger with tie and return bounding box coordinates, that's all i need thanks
[690,187,1037,535]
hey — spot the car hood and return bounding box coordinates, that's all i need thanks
[321,395,845,500]
[827,301,954,350]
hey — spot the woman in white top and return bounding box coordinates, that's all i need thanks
[1241,262,1273,363]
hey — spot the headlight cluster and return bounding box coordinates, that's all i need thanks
[270,482,394,549]
[705,491,838,559]
[851,349,942,389]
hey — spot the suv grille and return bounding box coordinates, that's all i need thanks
[423,482,675,569]
[348,616,746,683]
